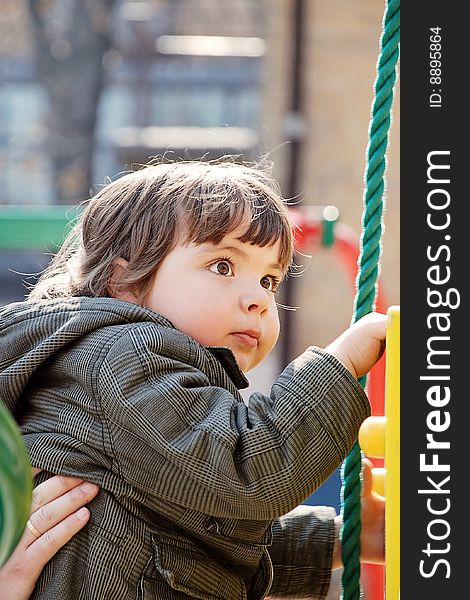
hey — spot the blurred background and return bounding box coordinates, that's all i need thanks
[0,1,399,596]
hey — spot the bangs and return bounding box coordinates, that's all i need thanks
[181,187,294,273]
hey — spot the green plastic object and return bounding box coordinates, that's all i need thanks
[321,205,339,248]
[0,205,81,250]
[0,400,32,567]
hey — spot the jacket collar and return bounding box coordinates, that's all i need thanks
[205,346,250,390]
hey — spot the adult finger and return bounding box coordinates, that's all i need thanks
[26,507,92,567]
[26,480,99,542]
[30,476,85,514]
[0,479,98,600]
[361,458,374,498]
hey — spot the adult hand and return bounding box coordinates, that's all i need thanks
[0,473,99,600]
[359,458,385,564]
[331,458,385,570]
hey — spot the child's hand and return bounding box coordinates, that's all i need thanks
[325,312,387,379]
[360,458,385,564]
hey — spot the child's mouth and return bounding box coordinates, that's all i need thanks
[231,332,259,348]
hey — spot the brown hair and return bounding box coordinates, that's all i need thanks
[29,160,295,301]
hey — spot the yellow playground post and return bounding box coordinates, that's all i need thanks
[359,305,400,599]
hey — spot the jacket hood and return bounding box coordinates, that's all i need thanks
[0,298,168,414]
[0,297,248,416]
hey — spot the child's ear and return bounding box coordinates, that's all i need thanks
[109,258,138,303]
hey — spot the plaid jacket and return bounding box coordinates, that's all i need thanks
[0,297,370,599]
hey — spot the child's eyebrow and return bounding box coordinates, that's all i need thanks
[198,244,284,274]
[195,243,246,258]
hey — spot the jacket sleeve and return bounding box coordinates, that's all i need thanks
[97,325,370,520]
[268,505,337,599]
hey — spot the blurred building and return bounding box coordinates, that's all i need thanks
[0,0,266,205]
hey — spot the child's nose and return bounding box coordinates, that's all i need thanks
[239,285,269,314]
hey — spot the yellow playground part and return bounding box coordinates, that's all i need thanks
[358,305,400,599]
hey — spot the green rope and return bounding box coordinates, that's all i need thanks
[340,1,400,598]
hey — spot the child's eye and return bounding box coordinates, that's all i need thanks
[209,260,234,277]
[260,275,281,292]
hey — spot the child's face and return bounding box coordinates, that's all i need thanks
[141,230,283,372]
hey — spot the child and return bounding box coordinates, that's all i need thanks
[0,160,386,599]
